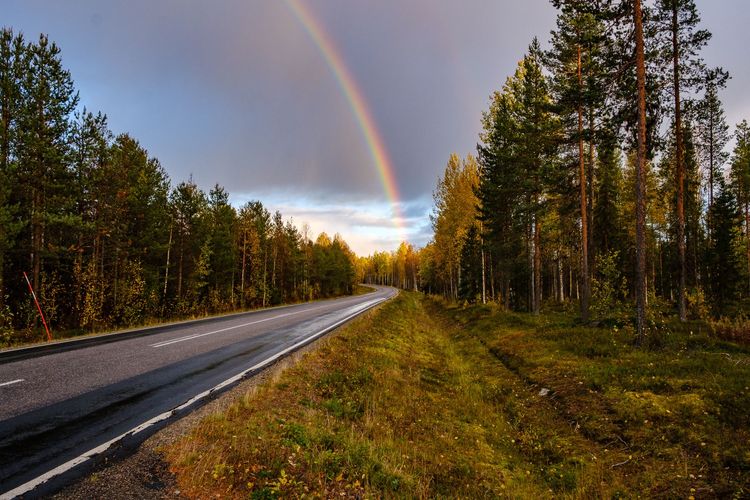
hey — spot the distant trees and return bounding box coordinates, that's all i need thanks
[360,242,419,292]
[0,28,357,342]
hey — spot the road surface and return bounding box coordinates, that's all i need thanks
[0,286,395,498]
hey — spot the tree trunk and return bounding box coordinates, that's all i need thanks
[177,240,183,300]
[31,189,42,295]
[534,216,542,314]
[577,44,590,321]
[262,246,267,308]
[481,245,487,304]
[163,224,172,300]
[634,0,649,343]
[672,2,687,322]
[588,114,596,273]
[489,252,496,301]
[587,44,597,278]
[528,222,535,312]
[240,230,247,308]
[709,111,714,210]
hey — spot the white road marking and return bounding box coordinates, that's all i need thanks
[0,379,24,388]
[0,295,387,500]
[150,307,316,348]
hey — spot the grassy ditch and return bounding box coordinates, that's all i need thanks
[165,293,749,498]
[441,301,750,498]
[167,293,630,498]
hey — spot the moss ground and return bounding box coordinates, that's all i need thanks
[165,293,750,498]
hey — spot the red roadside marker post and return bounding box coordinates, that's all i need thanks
[23,272,52,341]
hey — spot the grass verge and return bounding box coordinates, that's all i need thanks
[166,292,630,498]
[441,301,750,498]
[165,293,749,498]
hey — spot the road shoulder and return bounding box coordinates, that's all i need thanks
[51,304,384,500]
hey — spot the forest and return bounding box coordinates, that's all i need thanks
[362,0,750,342]
[0,29,359,345]
[4,0,750,347]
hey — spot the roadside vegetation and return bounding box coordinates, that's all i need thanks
[360,0,750,345]
[0,30,366,348]
[0,285,376,350]
[165,292,750,498]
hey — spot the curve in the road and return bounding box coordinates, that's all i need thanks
[0,286,395,499]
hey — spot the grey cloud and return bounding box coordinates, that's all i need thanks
[3,0,748,252]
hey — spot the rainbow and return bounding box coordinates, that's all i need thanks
[284,0,406,241]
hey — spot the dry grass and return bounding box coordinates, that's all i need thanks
[165,293,637,498]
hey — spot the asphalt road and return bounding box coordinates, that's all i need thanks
[0,285,395,498]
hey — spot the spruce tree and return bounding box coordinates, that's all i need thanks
[730,121,750,293]
[0,30,26,309]
[693,69,730,222]
[707,178,741,315]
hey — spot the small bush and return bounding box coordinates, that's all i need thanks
[0,299,14,346]
[591,250,628,322]
[710,316,750,344]
[686,287,710,321]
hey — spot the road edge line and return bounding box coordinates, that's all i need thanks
[0,293,392,499]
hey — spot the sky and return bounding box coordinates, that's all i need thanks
[3,0,749,255]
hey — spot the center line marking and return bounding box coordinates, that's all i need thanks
[0,379,24,387]
[0,293,392,499]
[150,306,320,348]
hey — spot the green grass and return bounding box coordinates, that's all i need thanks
[440,300,750,498]
[165,293,750,498]
[352,284,376,296]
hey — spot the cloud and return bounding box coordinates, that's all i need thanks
[231,190,432,254]
[4,0,748,253]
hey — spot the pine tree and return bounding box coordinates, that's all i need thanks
[0,30,26,310]
[15,34,79,300]
[593,136,626,257]
[459,225,483,302]
[548,1,610,320]
[170,179,208,309]
[730,121,750,293]
[479,40,559,313]
[207,185,237,309]
[634,0,649,343]
[654,0,713,321]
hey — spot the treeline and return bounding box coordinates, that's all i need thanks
[0,29,357,342]
[420,0,750,338]
[358,242,419,291]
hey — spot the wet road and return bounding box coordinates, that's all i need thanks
[0,286,395,498]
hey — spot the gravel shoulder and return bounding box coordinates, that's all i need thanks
[51,311,370,500]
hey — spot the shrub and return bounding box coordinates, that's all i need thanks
[0,299,14,346]
[710,316,750,344]
[685,287,709,321]
[591,250,628,321]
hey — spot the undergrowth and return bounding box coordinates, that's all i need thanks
[165,293,750,498]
